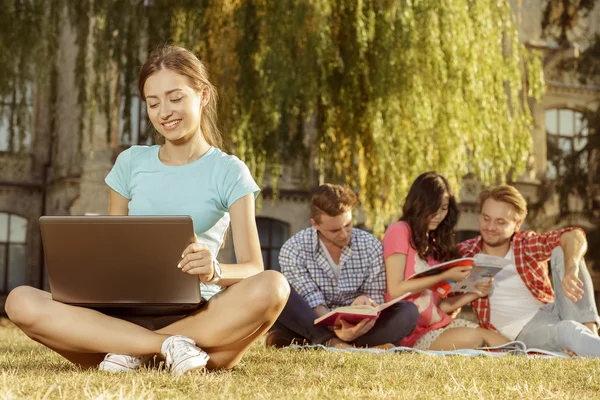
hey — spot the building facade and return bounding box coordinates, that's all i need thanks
[1,1,599,310]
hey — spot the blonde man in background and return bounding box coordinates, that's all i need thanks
[458,185,600,356]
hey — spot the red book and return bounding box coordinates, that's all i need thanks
[406,257,475,297]
[313,292,412,327]
[406,257,476,280]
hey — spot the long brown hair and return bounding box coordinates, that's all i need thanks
[139,45,222,149]
[400,172,460,261]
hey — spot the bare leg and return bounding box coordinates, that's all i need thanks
[47,349,106,370]
[156,270,290,369]
[7,271,289,370]
[429,327,509,351]
[6,286,170,366]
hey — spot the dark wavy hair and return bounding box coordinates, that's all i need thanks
[400,172,460,261]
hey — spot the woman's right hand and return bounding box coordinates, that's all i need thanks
[179,237,216,284]
[442,266,472,282]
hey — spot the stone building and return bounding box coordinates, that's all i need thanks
[1,1,599,311]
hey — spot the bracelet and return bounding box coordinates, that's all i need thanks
[206,259,222,285]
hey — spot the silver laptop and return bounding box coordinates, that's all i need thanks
[40,215,204,316]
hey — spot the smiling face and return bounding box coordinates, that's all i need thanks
[479,198,523,248]
[143,69,206,143]
[428,193,449,231]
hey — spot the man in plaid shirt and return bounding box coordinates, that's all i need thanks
[458,185,600,356]
[266,184,419,348]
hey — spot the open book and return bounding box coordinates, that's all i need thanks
[478,340,570,358]
[314,293,412,327]
[408,254,511,298]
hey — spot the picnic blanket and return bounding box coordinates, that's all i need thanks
[286,344,572,359]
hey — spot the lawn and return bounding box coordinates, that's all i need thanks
[1,318,600,399]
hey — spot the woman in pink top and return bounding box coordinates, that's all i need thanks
[383,172,509,350]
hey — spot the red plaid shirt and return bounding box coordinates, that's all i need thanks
[457,227,584,331]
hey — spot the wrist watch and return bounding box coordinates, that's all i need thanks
[206,259,222,285]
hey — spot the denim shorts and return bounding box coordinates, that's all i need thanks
[113,297,209,330]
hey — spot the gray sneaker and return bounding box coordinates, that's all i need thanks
[99,353,151,372]
[161,335,210,375]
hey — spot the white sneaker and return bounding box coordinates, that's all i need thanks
[99,353,151,372]
[161,335,210,375]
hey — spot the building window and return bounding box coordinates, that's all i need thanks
[0,82,33,153]
[545,109,588,180]
[256,217,290,271]
[0,213,28,294]
[119,93,152,146]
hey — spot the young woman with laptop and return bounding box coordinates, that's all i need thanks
[6,45,291,375]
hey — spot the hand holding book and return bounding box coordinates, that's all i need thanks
[472,279,493,297]
[333,315,377,342]
[407,254,511,298]
[352,294,379,308]
[332,295,379,341]
[440,266,472,282]
[314,293,411,327]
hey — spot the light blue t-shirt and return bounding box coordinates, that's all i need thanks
[105,145,260,299]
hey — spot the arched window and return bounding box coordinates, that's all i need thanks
[256,217,290,271]
[545,109,588,180]
[0,213,28,293]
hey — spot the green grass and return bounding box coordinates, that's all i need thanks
[1,318,600,399]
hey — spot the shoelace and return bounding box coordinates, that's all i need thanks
[167,337,200,366]
[101,353,144,370]
[105,353,137,361]
[121,355,143,365]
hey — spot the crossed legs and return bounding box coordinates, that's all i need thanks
[270,289,420,347]
[5,270,290,370]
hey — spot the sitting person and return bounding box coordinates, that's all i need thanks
[383,172,510,350]
[5,45,290,374]
[458,184,600,356]
[266,184,419,348]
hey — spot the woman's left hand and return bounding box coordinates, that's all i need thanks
[178,241,215,283]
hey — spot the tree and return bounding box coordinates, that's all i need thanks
[542,0,596,45]
[535,0,600,261]
[0,0,60,153]
[2,0,543,234]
